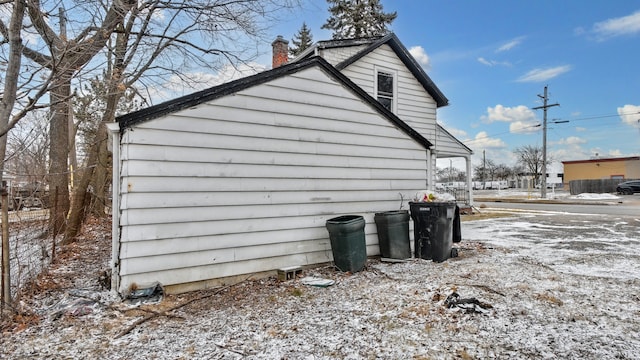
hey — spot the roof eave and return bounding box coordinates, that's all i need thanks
[116,56,433,149]
[335,33,449,108]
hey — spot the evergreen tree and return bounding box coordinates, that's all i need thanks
[322,0,397,39]
[290,22,314,56]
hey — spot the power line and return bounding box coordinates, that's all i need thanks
[463,110,638,145]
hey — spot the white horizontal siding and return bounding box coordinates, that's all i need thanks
[318,45,369,66]
[120,199,413,228]
[340,44,438,139]
[117,66,426,292]
[120,177,421,193]
[122,190,415,211]
[124,144,424,169]
[435,125,472,157]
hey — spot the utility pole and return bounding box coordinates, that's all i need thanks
[532,86,559,198]
[482,150,486,190]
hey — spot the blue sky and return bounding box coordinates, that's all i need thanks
[259,0,640,171]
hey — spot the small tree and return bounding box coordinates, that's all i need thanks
[494,164,513,181]
[290,22,313,57]
[322,0,397,39]
[514,145,549,186]
[474,159,496,182]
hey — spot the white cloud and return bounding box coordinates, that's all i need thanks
[409,46,431,70]
[592,10,640,40]
[480,105,540,134]
[496,37,523,52]
[554,136,587,145]
[477,57,511,67]
[617,104,640,127]
[509,121,540,134]
[147,62,266,102]
[517,65,572,82]
[481,104,537,124]
[445,127,468,139]
[477,57,492,66]
[575,126,587,132]
[466,131,507,149]
[607,149,624,157]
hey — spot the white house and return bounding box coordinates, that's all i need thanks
[108,34,472,295]
[293,34,474,201]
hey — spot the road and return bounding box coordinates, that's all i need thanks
[470,188,639,216]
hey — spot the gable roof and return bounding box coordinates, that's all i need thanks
[437,124,473,155]
[296,33,448,108]
[116,56,433,149]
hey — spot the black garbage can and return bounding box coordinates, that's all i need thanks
[374,210,411,259]
[325,215,367,272]
[409,201,456,262]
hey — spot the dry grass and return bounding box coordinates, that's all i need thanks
[461,210,513,222]
[535,292,564,306]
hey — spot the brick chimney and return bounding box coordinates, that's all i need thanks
[272,35,289,68]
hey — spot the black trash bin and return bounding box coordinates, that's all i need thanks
[409,201,457,262]
[374,210,411,260]
[325,215,367,272]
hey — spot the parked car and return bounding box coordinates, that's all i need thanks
[616,180,640,195]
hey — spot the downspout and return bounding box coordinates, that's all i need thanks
[106,122,121,294]
[426,149,432,190]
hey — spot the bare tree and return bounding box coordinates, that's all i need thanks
[0,0,27,308]
[494,163,513,181]
[4,0,138,237]
[474,159,496,182]
[3,0,301,242]
[1,0,27,176]
[514,145,549,186]
[64,0,300,242]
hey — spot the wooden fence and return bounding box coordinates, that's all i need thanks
[568,179,635,195]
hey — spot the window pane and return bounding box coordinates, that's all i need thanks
[377,72,393,95]
[378,96,392,111]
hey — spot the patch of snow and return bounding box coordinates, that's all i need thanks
[2,213,640,359]
[569,193,620,200]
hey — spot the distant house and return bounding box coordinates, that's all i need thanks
[562,156,640,186]
[108,34,472,294]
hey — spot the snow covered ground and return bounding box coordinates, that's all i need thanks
[2,206,640,359]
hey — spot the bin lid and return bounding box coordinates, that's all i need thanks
[326,215,364,224]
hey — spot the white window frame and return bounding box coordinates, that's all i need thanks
[374,66,397,113]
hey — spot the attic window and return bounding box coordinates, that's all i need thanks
[376,71,395,112]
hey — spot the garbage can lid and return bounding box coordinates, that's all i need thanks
[326,215,364,224]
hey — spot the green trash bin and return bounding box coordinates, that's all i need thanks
[374,210,411,259]
[325,215,367,272]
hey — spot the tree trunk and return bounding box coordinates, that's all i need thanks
[49,73,72,236]
[64,87,120,242]
[63,136,97,244]
[90,136,111,216]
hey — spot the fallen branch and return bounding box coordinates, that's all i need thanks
[215,343,246,356]
[114,275,252,339]
[444,291,493,313]
[469,284,506,297]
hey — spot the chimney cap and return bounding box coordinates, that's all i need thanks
[272,35,289,45]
